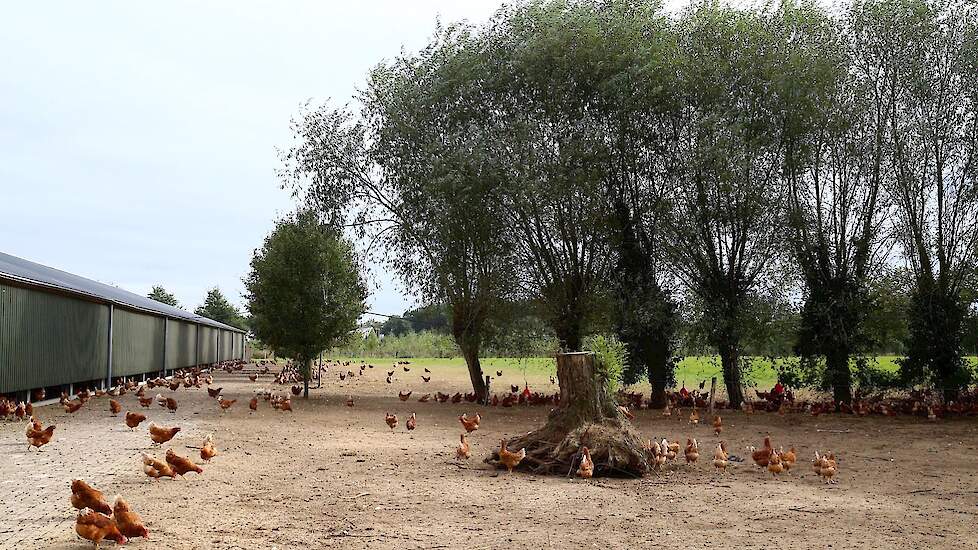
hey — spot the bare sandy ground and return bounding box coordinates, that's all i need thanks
[2,361,977,550]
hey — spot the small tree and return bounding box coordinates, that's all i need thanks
[245,211,367,397]
[363,329,381,355]
[148,285,180,308]
[195,288,247,330]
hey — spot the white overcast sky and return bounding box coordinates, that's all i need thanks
[0,1,509,317]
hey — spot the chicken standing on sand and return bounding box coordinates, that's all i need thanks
[70,480,112,515]
[577,447,594,478]
[456,433,471,460]
[218,396,237,412]
[780,446,797,473]
[166,448,203,478]
[684,438,699,465]
[713,442,728,473]
[148,423,180,445]
[497,439,526,473]
[75,511,127,549]
[125,411,146,430]
[749,436,774,467]
[201,434,218,462]
[768,449,784,479]
[27,424,56,451]
[142,453,175,480]
[113,495,149,540]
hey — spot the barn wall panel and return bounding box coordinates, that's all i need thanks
[111,309,164,377]
[0,283,109,393]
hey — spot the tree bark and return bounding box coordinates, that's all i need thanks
[487,352,652,476]
[825,346,852,405]
[303,358,311,399]
[718,341,744,408]
[646,334,671,409]
[451,307,488,402]
[461,344,488,402]
[555,318,583,352]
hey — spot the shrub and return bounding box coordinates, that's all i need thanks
[852,356,902,394]
[583,333,628,394]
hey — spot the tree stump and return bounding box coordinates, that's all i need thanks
[486,352,652,476]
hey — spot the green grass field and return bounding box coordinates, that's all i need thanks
[322,355,924,393]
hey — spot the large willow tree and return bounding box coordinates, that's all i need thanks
[662,4,788,407]
[853,0,978,399]
[780,3,891,405]
[282,26,511,401]
[483,0,661,475]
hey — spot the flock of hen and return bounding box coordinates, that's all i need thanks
[637,406,840,483]
[12,355,966,547]
[11,359,306,548]
[334,360,536,477]
[331,360,849,482]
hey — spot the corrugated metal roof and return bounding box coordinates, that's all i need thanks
[0,251,244,333]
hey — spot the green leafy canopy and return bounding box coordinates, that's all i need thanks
[244,210,368,369]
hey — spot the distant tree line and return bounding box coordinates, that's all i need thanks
[147,285,249,331]
[283,0,978,405]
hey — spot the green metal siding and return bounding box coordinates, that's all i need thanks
[0,283,109,393]
[198,326,217,364]
[165,321,196,370]
[112,309,164,377]
[219,330,233,361]
[231,332,242,359]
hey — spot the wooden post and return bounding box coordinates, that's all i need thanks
[316,352,323,388]
[708,376,717,415]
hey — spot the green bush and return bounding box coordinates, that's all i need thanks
[334,330,460,358]
[852,356,902,393]
[773,356,826,391]
[583,333,628,394]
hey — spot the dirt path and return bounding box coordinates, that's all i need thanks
[2,362,977,549]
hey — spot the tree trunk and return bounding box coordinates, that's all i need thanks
[487,352,652,476]
[553,310,583,352]
[718,342,744,408]
[303,358,311,399]
[646,334,671,409]
[461,345,488,402]
[825,346,852,405]
[451,311,488,402]
[555,325,582,352]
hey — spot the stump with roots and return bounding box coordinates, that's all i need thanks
[486,352,652,476]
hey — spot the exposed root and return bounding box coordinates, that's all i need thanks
[485,352,653,477]
[486,417,652,476]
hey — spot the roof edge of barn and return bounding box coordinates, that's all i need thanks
[0,251,245,334]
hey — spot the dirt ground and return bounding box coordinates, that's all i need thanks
[2,361,977,550]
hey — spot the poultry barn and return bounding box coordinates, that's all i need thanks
[0,251,245,402]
